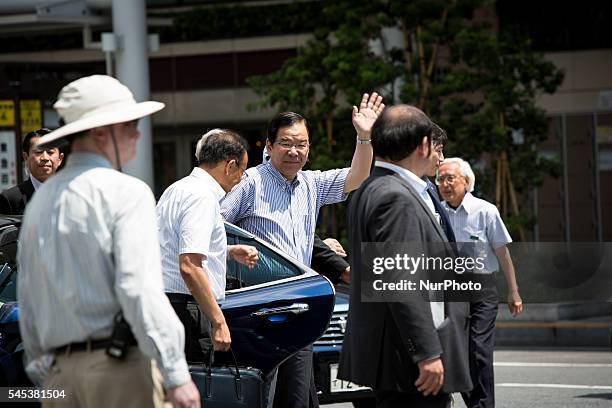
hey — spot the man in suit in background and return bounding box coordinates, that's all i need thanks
[338,105,471,408]
[425,123,455,243]
[0,128,64,215]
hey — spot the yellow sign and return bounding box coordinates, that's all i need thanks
[596,126,612,144]
[20,100,42,135]
[0,100,15,127]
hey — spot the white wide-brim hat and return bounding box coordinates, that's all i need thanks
[37,75,164,147]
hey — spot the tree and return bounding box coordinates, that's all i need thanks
[248,6,398,239]
[248,0,564,241]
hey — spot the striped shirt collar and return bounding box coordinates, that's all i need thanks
[190,167,225,201]
[263,158,301,190]
[375,160,428,194]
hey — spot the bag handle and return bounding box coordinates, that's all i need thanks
[205,348,242,400]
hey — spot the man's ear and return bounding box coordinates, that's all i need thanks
[22,152,28,161]
[265,139,272,154]
[417,136,430,157]
[225,159,236,175]
[90,126,108,142]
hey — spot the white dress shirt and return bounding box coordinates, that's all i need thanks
[157,167,227,300]
[442,192,512,273]
[30,175,42,191]
[17,152,190,388]
[374,161,445,328]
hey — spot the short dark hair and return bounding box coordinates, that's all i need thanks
[267,112,311,144]
[22,128,51,154]
[371,105,433,161]
[430,122,448,147]
[197,129,249,167]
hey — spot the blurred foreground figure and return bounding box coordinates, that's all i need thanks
[17,75,199,408]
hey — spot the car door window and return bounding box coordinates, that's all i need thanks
[225,234,241,291]
[0,241,17,303]
[228,238,302,288]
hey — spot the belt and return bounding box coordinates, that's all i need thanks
[55,338,113,354]
[167,292,196,303]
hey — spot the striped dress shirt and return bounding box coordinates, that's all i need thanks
[17,152,190,388]
[441,192,512,273]
[220,160,348,267]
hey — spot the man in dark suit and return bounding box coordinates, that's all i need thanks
[312,235,350,284]
[0,128,64,215]
[338,105,471,408]
[425,123,455,243]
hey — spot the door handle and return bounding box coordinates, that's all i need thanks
[250,303,310,319]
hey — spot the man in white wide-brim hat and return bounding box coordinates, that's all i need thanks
[17,75,200,408]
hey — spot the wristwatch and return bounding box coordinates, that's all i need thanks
[356,138,371,145]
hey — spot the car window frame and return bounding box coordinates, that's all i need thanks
[224,222,321,294]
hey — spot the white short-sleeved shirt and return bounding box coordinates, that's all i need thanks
[442,192,512,273]
[157,167,227,300]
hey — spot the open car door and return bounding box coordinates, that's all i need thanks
[221,223,334,374]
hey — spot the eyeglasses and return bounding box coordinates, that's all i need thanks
[276,141,310,152]
[435,175,459,185]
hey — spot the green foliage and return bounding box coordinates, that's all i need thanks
[438,24,564,200]
[247,0,564,241]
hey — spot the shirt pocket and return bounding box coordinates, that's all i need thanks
[465,228,491,271]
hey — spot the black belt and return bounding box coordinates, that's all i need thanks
[55,338,114,354]
[167,292,196,303]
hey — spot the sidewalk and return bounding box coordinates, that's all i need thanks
[495,302,612,348]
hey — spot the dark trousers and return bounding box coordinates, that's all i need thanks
[271,344,319,408]
[461,288,499,408]
[374,391,450,408]
[167,293,212,363]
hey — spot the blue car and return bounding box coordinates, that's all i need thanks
[0,215,377,407]
[0,217,334,386]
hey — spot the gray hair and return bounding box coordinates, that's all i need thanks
[441,157,475,192]
[194,128,225,160]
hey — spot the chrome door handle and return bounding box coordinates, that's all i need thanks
[250,303,309,318]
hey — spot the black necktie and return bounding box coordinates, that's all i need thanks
[426,183,456,243]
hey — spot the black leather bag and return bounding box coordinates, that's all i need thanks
[190,349,264,407]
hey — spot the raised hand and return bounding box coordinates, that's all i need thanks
[352,92,385,139]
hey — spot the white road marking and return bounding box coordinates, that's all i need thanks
[497,383,612,390]
[495,362,612,368]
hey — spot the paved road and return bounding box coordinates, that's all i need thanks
[324,348,612,407]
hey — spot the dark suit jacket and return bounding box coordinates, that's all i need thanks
[338,167,471,394]
[425,179,456,243]
[0,179,35,215]
[311,234,349,284]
